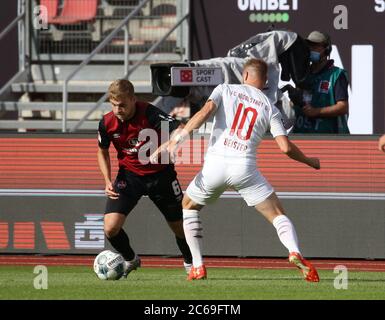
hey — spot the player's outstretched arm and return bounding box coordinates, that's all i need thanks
[169,99,216,149]
[151,100,217,163]
[379,134,385,153]
[149,122,185,164]
[176,100,217,138]
[274,135,320,170]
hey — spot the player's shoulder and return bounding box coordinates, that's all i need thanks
[133,101,154,121]
[101,111,115,125]
[254,88,273,106]
[264,95,275,108]
[100,111,120,133]
[219,83,243,97]
[256,92,277,118]
[143,102,164,117]
[216,82,242,92]
[223,83,239,91]
[208,84,228,102]
[136,101,150,114]
[246,86,273,108]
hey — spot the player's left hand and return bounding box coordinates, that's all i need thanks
[302,104,320,118]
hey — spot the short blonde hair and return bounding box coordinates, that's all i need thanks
[108,79,135,101]
[243,58,268,80]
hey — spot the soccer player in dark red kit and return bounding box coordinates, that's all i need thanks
[97,79,192,277]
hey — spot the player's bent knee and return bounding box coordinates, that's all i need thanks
[104,212,126,238]
[104,225,121,238]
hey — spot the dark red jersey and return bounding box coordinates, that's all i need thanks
[98,101,180,175]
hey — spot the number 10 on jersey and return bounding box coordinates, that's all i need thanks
[230,103,258,141]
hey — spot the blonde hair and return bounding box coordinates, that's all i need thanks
[108,79,135,100]
[243,58,268,80]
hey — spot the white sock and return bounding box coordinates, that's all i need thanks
[272,215,300,254]
[183,209,203,267]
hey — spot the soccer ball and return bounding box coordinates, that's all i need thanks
[93,250,125,280]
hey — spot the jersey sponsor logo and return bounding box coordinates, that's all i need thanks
[319,80,330,94]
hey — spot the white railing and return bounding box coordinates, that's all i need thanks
[61,0,189,132]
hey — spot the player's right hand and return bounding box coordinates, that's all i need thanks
[308,157,321,170]
[150,141,173,164]
[105,182,119,199]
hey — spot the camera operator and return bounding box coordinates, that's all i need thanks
[288,31,350,134]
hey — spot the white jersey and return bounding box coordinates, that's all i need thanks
[206,83,287,165]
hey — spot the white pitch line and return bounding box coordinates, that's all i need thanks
[1,189,385,200]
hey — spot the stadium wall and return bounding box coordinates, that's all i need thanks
[0,134,384,259]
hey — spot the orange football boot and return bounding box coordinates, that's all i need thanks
[289,252,320,282]
[187,265,207,281]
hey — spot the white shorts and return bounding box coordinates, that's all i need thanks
[186,156,274,207]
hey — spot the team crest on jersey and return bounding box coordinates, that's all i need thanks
[318,80,330,94]
[116,180,127,189]
[113,133,120,139]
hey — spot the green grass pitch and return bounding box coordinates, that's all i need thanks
[1,266,385,300]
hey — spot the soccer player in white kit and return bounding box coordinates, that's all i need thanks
[155,59,321,282]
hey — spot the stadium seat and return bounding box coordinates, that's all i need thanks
[150,4,176,16]
[50,0,98,25]
[40,0,59,24]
